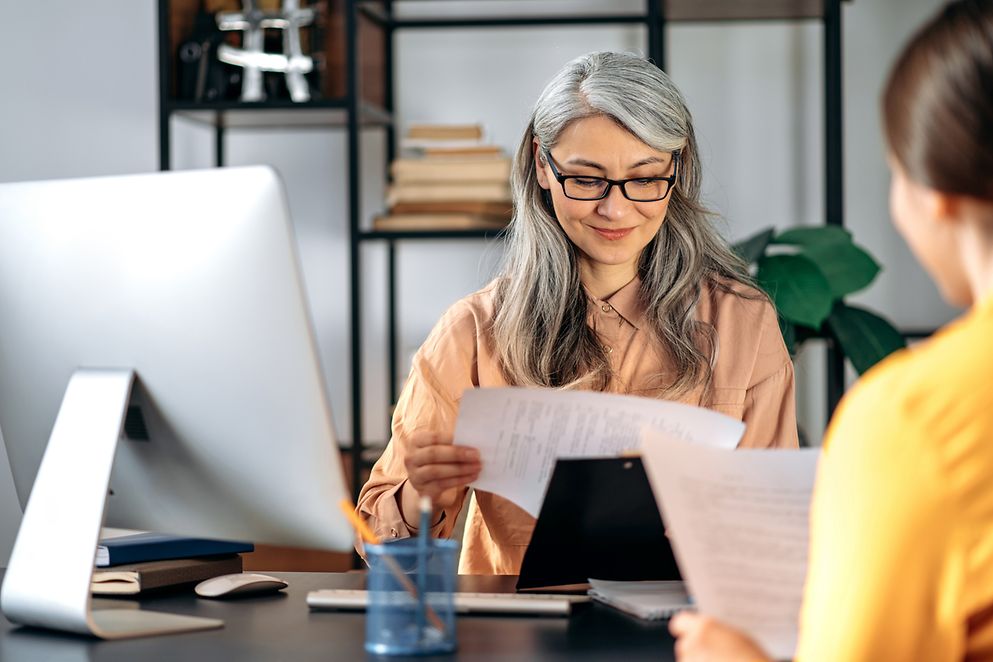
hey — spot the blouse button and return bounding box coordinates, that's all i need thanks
[390,528,399,538]
[601,304,612,313]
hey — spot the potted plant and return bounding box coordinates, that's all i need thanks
[732,225,906,375]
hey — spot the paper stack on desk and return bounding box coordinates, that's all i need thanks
[587,579,691,620]
[640,428,820,661]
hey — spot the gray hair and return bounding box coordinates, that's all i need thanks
[492,51,754,395]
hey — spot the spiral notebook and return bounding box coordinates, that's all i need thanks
[587,579,692,620]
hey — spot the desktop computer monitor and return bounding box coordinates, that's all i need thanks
[0,166,353,638]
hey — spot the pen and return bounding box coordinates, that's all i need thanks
[337,499,446,633]
[416,495,432,639]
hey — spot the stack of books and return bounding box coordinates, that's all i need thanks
[91,531,254,595]
[375,123,513,232]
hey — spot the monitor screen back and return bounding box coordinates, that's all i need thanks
[0,166,351,551]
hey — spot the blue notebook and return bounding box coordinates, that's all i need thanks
[95,532,254,567]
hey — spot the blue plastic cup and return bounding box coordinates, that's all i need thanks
[365,537,459,656]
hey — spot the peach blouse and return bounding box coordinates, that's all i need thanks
[357,276,798,574]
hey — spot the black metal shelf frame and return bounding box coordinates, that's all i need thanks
[158,0,848,497]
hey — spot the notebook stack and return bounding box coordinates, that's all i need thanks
[375,123,513,232]
[587,579,691,620]
[91,531,254,595]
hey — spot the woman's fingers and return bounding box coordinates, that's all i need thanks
[669,611,771,662]
[408,430,451,449]
[410,474,479,503]
[410,443,479,466]
[410,460,481,485]
[434,473,479,491]
[407,430,480,467]
[668,611,695,636]
[404,431,482,499]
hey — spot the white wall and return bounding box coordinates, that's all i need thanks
[0,0,951,565]
[844,0,960,331]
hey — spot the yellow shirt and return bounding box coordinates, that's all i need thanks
[797,295,993,661]
[358,276,798,574]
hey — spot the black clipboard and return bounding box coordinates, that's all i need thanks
[516,457,681,591]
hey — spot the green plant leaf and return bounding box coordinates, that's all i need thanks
[779,317,797,356]
[773,225,852,249]
[731,227,775,264]
[756,254,833,328]
[826,302,907,375]
[802,242,881,298]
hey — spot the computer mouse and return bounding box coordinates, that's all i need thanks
[195,572,288,599]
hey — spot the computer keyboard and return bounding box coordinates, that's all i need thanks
[307,588,589,616]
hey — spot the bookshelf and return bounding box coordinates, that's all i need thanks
[157,0,850,502]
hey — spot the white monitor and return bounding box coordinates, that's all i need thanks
[0,166,352,638]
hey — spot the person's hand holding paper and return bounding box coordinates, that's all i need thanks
[668,612,771,662]
[640,426,819,660]
[401,430,481,527]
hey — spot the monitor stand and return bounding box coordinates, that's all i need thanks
[0,369,223,638]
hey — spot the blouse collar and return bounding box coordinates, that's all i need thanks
[586,275,647,329]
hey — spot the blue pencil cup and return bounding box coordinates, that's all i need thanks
[365,537,459,656]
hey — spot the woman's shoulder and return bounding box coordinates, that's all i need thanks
[419,279,502,354]
[698,275,785,385]
[441,279,501,325]
[854,308,993,423]
[698,275,774,325]
[828,307,993,470]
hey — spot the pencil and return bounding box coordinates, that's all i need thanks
[338,499,446,633]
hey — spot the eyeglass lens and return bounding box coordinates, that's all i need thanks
[563,177,670,201]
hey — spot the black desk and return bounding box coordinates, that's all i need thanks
[0,572,677,661]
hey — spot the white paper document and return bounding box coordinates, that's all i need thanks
[640,429,820,660]
[453,387,745,517]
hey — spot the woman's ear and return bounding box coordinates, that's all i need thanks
[929,190,964,226]
[533,139,551,190]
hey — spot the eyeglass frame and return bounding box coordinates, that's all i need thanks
[540,147,680,202]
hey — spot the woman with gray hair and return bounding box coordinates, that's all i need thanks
[358,51,798,575]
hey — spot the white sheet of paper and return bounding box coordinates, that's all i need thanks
[453,387,745,517]
[640,428,819,661]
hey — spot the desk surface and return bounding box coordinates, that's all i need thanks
[0,572,677,661]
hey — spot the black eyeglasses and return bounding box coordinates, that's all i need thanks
[541,148,680,202]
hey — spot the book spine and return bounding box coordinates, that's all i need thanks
[406,124,483,140]
[391,159,511,183]
[387,184,511,204]
[102,539,253,566]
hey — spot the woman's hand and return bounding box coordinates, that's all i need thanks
[669,612,772,662]
[404,431,481,509]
